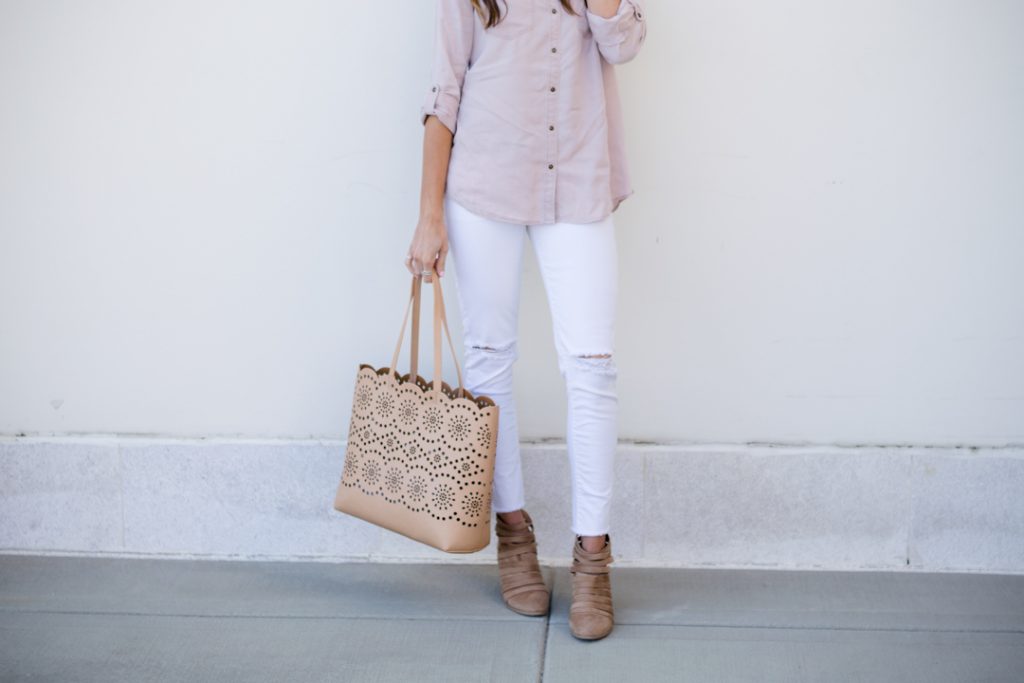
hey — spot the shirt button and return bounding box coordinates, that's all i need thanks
[431,86,437,92]
[550,86,556,92]
[551,7,557,13]
[549,125,555,131]
[548,164,554,170]
[551,47,557,53]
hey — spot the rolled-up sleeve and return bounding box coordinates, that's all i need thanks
[586,0,646,65]
[420,0,475,136]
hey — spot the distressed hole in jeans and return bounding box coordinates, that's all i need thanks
[573,353,616,375]
[468,341,517,358]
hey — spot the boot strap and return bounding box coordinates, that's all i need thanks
[570,576,614,616]
[496,529,540,560]
[503,579,547,600]
[497,547,539,563]
[499,573,547,602]
[496,514,546,601]
[495,528,536,544]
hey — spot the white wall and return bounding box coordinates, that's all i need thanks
[2,0,1022,446]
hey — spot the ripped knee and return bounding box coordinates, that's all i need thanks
[466,340,518,359]
[568,351,617,376]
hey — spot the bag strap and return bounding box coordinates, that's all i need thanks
[388,271,465,400]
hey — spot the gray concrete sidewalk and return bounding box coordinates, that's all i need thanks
[0,555,1022,682]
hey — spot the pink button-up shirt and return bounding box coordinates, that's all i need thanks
[420,0,646,225]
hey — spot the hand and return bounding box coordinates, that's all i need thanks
[405,211,449,283]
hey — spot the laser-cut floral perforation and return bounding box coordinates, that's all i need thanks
[339,365,499,528]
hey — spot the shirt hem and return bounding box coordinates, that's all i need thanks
[610,188,636,213]
[446,189,633,226]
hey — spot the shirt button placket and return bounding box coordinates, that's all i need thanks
[544,6,560,223]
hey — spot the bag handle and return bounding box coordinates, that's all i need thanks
[388,271,466,400]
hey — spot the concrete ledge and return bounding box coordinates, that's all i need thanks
[1,436,1022,573]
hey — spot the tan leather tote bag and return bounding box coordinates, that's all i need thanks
[333,273,499,553]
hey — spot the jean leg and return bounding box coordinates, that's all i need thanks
[444,195,528,514]
[527,213,619,536]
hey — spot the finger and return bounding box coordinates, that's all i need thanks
[436,244,448,278]
[415,255,432,283]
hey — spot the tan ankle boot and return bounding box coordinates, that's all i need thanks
[494,509,550,616]
[569,533,615,640]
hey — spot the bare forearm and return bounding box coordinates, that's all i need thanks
[586,0,621,19]
[420,116,453,221]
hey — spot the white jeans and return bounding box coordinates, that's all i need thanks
[444,194,619,537]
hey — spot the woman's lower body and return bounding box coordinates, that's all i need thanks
[443,193,619,538]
